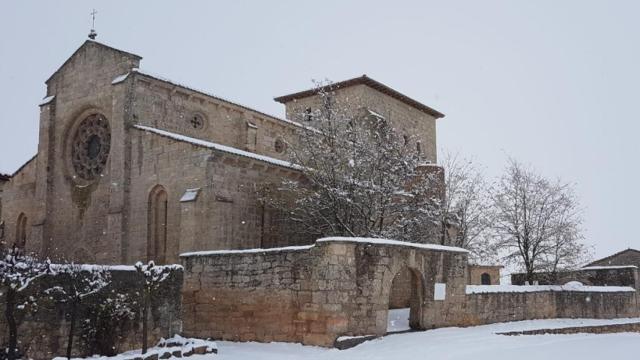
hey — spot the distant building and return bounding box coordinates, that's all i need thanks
[467,264,503,285]
[511,249,640,289]
[586,248,640,268]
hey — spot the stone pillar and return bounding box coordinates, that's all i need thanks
[34,98,56,256]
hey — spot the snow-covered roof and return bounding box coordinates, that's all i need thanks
[181,237,468,258]
[274,74,445,119]
[579,265,638,271]
[317,237,469,253]
[180,245,314,257]
[466,284,636,294]
[180,188,201,203]
[133,125,301,170]
[39,95,55,106]
[113,69,318,133]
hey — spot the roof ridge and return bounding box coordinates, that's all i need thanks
[274,75,445,118]
[586,248,640,266]
[46,40,142,84]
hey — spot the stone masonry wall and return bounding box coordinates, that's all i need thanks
[389,268,412,309]
[283,84,439,163]
[0,266,183,360]
[460,290,639,326]
[182,238,640,348]
[181,239,469,347]
[0,157,38,252]
[126,128,306,265]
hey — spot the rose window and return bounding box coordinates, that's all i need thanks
[71,114,111,181]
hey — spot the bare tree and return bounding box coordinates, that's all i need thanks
[490,158,587,283]
[135,261,171,354]
[440,151,493,260]
[540,219,592,279]
[46,264,111,359]
[0,247,51,360]
[261,82,443,243]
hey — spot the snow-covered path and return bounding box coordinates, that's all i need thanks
[197,318,640,360]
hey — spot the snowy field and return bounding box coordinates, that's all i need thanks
[206,318,640,360]
[63,317,640,360]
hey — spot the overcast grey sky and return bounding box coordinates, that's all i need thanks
[1,1,638,259]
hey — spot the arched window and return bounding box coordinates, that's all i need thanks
[16,213,27,249]
[148,185,168,264]
[481,272,491,285]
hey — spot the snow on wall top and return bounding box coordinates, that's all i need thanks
[466,284,636,294]
[180,237,468,258]
[180,245,314,257]
[49,263,183,272]
[133,125,301,170]
[317,237,469,253]
[580,265,638,271]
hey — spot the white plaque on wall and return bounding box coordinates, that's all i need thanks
[434,283,446,301]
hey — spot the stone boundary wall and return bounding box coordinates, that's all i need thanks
[181,238,470,347]
[498,322,640,336]
[0,265,183,360]
[460,289,639,326]
[511,267,639,288]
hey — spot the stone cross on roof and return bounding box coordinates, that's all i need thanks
[88,9,98,40]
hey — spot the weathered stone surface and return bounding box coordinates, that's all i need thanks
[182,240,470,347]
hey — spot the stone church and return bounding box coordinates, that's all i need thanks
[0,40,444,265]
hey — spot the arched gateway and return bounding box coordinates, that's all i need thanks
[388,267,426,331]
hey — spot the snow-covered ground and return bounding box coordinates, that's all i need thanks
[205,318,640,360]
[387,308,411,332]
[60,317,640,360]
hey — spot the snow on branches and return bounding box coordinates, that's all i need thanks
[489,158,590,281]
[0,247,51,293]
[260,81,445,243]
[45,264,111,302]
[135,260,172,354]
[0,246,52,359]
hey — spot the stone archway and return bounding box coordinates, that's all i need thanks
[387,266,425,332]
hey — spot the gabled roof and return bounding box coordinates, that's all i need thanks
[585,248,640,267]
[0,154,37,181]
[9,154,37,177]
[46,40,142,84]
[274,75,445,119]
